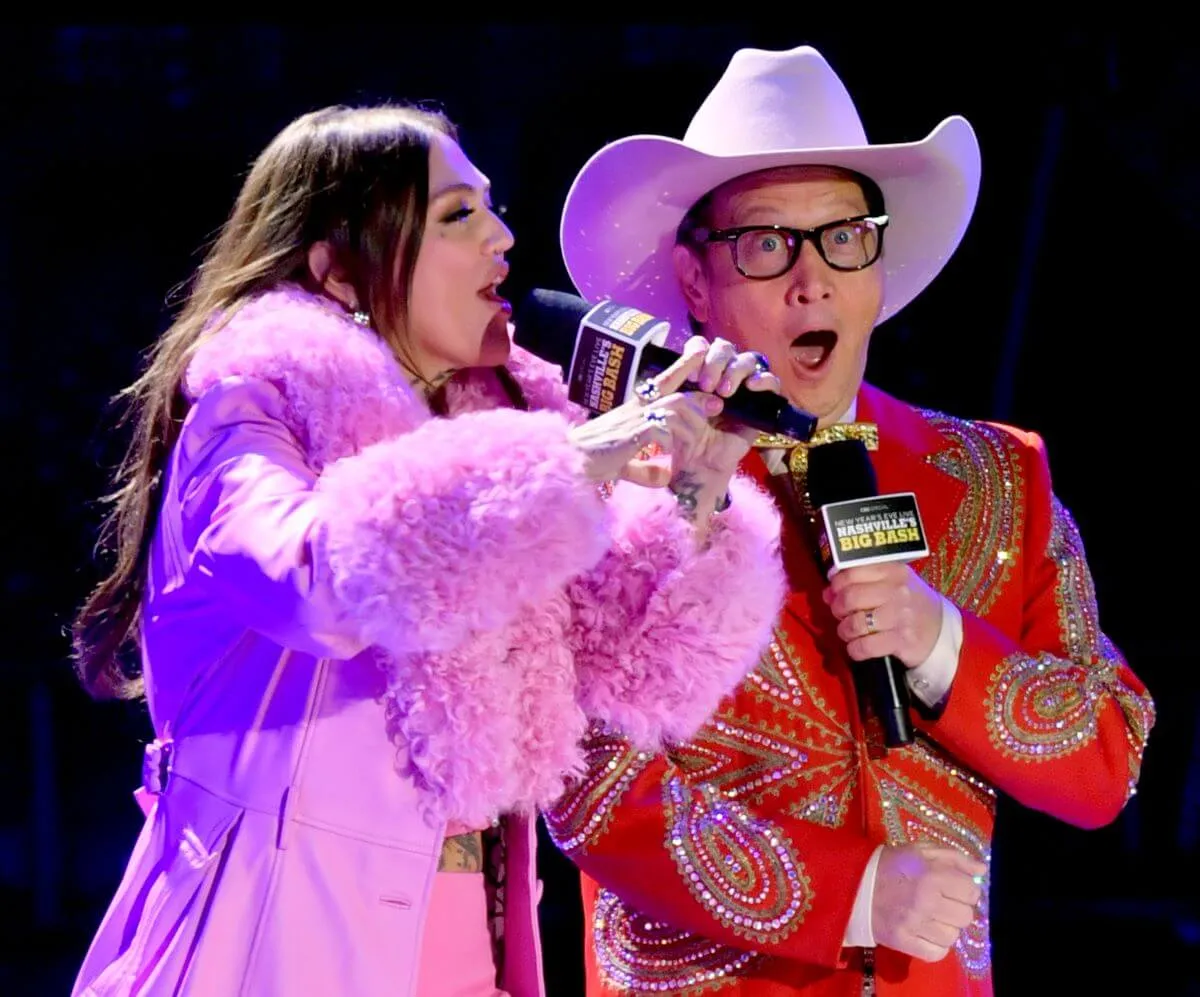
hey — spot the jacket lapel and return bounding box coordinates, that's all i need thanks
[858,383,965,567]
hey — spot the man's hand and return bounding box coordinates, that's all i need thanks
[822,562,944,667]
[871,842,986,962]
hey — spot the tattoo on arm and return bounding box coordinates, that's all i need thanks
[438,831,484,872]
[669,470,702,520]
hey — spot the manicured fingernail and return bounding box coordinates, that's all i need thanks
[718,378,733,395]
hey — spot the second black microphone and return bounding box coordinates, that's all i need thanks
[807,438,916,749]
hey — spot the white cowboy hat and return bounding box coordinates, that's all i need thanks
[559,45,981,343]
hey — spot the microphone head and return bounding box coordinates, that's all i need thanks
[776,404,819,444]
[807,438,878,507]
[513,288,591,371]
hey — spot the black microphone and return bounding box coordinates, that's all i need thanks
[807,438,918,748]
[514,288,818,443]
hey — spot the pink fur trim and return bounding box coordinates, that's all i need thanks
[391,600,589,827]
[186,284,427,470]
[313,407,610,654]
[569,475,786,748]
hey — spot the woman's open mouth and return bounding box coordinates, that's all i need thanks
[479,274,511,313]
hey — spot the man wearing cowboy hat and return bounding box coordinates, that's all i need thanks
[544,45,1155,996]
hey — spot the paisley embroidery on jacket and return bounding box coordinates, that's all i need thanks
[543,724,650,854]
[1047,496,1155,768]
[592,889,762,994]
[986,651,1103,759]
[1110,673,1156,787]
[985,498,1155,768]
[664,776,812,945]
[920,413,1023,613]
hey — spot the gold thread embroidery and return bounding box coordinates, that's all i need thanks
[920,413,1023,613]
[544,724,650,855]
[985,651,1102,759]
[736,632,855,827]
[1048,496,1155,772]
[986,498,1155,766]
[786,767,857,829]
[663,776,812,945]
[748,634,806,711]
[668,718,807,800]
[883,736,997,813]
[592,889,762,994]
[1049,495,1104,665]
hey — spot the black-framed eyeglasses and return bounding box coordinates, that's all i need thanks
[689,214,889,279]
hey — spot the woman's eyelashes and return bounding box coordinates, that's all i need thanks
[440,195,504,227]
[442,201,475,224]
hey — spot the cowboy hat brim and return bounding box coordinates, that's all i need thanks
[560,114,981,345]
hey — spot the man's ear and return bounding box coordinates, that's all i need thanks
[672,243,710,324]
[307,240,359,311]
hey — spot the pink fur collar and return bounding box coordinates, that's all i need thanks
[186,282,581,470]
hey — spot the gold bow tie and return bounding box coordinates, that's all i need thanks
[753,421,879,477]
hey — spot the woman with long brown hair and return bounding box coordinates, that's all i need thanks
[70,102,788,996]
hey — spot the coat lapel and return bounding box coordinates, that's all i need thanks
[858,383,966,568]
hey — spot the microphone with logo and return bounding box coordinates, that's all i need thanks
[807,439,932,749]
[513,288,819,442]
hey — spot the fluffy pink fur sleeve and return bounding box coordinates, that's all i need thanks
[567,473,786,748]
[178,378,611,658]
[313,405,611,654]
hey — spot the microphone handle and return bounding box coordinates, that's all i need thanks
[854,655,915,747]
[637,343,817,440]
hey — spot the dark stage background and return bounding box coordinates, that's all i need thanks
[2,21,1197,995]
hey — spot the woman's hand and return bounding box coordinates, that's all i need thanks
[568,336,783,533]
[653,336,782,514]
[567,384,720,487]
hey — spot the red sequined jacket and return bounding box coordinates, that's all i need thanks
[545,382,1154,996]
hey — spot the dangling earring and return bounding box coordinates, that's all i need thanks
[351,309,371,327]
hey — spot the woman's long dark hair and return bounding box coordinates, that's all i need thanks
[73,103,455,698]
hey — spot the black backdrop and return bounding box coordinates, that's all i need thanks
[2,22,1196,995]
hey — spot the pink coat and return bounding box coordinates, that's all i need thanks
[72,285,787,996]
